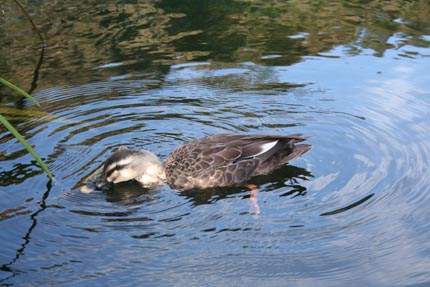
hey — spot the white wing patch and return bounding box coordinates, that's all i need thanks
[254,140,279,157]
[233,140,281,164]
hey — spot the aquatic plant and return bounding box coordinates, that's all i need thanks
[0,78,54,180]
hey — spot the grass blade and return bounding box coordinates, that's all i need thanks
[0,77,40,107]
[0,114,54,180]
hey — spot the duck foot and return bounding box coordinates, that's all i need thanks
[248,184,261,216]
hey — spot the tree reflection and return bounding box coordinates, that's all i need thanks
[1,0,428,90]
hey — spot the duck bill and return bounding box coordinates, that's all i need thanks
[95,176,111,190]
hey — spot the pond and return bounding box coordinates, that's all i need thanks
[1,1,430,286]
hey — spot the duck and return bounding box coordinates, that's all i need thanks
[90,133,312,191]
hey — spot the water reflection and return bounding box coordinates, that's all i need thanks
[1,0,429,89]
[77,161,312,207]
[179,164,313,206]
[0,180,52,282]
[0,162,43,186]
[1,0,430,286]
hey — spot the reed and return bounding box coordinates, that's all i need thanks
[0,78,54,180]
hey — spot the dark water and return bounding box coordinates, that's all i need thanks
[1,1,430,286]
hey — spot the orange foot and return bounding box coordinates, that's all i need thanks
[248,184,261,216]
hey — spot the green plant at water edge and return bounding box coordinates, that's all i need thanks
[0,77,54,180]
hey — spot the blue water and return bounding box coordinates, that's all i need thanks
[1,1,430,286]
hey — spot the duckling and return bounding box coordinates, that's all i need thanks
[88,133,311,191]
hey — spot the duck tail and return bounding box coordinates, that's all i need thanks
[281,144,312,164]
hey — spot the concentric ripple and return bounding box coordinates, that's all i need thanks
[1,53,430,286]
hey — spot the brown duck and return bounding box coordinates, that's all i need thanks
[92,133,311,191]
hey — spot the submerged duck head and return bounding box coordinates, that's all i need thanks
[95,147,165,190]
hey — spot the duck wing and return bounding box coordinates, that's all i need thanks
[164,134,311,190]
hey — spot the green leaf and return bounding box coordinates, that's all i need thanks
[0,114,54,180]
[0,77,40,107]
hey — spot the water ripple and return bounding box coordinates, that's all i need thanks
[1,56,430,286]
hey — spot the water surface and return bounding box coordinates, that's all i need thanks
[1,1,430,286]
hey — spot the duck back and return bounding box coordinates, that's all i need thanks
[163,134,311,190]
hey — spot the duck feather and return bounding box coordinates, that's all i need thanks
[163,133,311,190]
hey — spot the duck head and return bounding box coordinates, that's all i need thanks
[95,147,165,190]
